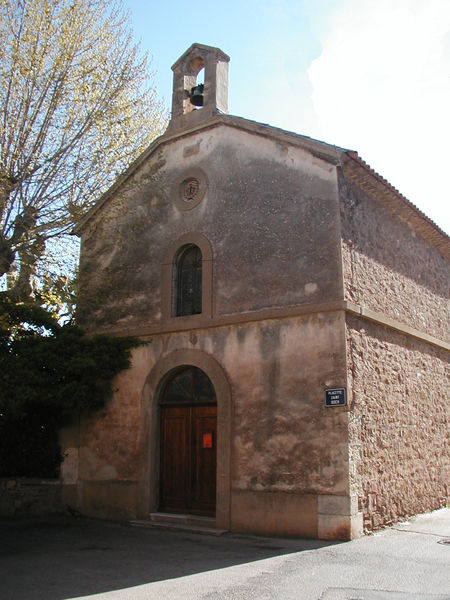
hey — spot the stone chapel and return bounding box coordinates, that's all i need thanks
[62,44,449,540]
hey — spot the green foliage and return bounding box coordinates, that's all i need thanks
[36,266,78,323]
[0,294,141,477]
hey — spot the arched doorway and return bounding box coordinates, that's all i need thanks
[159,366,217,516]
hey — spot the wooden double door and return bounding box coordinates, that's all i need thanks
[159,404,217,516]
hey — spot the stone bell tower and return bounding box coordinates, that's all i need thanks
[168,43,230,132]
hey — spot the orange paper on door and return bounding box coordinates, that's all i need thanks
[203,432,213,448]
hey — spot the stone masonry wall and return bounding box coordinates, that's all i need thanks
[0,479,63,516]
[347,315,449,532]
[339,171,449,340]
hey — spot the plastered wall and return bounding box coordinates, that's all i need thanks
[77,125,342,332]
[69,312,350,533]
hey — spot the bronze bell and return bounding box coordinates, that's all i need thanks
[189,83,204,107]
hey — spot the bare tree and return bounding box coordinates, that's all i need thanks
[0,0,167,299]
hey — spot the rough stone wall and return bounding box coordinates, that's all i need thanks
[339,171,449,340]
[347,314,449,532]
[77,125,342,332]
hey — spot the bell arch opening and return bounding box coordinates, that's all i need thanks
[184,57,205,113]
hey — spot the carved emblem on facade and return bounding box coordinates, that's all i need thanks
[181,178,200,202]
[173,168,208,211]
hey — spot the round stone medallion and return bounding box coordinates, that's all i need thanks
[173,168,208,211]
[181,177,200,202]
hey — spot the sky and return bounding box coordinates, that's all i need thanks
[123,0,450,235]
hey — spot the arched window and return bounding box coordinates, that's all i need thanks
[162,233,212,322]
[160,366,216,406]
[175,245,202,316]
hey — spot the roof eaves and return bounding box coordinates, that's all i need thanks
[343,150,450,256]
[221,114,348,164]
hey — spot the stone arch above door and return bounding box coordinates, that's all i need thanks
[138,349,231,530]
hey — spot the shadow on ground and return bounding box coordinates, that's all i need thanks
[0,515,340,600]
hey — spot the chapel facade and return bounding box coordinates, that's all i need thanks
[62,44,449,540]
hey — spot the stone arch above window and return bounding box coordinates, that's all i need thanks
[162,233,213,323]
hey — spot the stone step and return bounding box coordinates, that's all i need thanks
[150,512,216,526]
[130,517,227,536]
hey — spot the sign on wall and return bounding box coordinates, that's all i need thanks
[325,388,347,407]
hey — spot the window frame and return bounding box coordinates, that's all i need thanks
[162,233,213,324]
[175,244,203,317]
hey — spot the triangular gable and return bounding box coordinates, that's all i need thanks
[73,114,348,234]
[73,113,450,259]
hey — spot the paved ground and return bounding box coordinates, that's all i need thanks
[0,508,449,600]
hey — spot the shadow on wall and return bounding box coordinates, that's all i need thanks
[339,172,448,299]
[0,516,341,600]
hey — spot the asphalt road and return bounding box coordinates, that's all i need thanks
[1,508,449,600]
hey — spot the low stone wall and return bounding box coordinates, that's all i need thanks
[0,478,64,516]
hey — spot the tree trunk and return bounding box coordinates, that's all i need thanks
[9,237,45,301]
